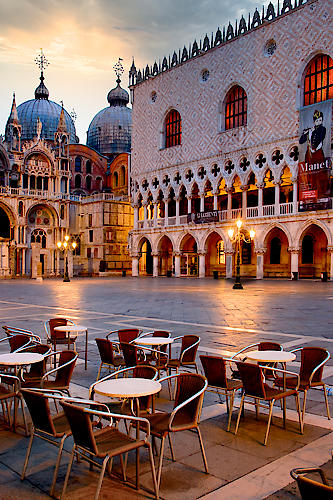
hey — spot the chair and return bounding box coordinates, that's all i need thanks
[200,355,242,431]
[234,361,303,445]
[230,341,282,380]
[140,331,171,370]
[44,318,77,355]
[143,373,208,491]
[20,344,51,387]
[0,373,28,434]
[40,350,78,395]
[274,347,331,421]
[106,328,141,344]
[20,388,72,497]
[59,401,159,500]
[3,326,41,344]
[290,467,333,499]
[167,335,200,375]
[95,338,125,381]
[119,342,146,368]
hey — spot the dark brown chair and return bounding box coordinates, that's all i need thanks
[290,467,333,499]
[0,373,28,434]
[95,338,125,381]
[200,355,242,431]
[40,350,78,395]
[20,344,51,387]
[234,361,303,445]
[44,318,77,356]
[274,347,331,421]
[59,401,159,500]
[3,326,41,345]
[167,335,200,375]
[143,373,208,492]
[119,342,146,368]
[21,388,72,497]
[106,328,141,344]
[230,341,282,380]
[4,334,36,353]
[140,331,171,372]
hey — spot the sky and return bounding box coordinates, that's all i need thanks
[0,0,272,143]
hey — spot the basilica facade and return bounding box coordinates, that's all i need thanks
[128,0,333,280]
[0,56,132,278]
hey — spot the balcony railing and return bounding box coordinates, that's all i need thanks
[0,187,129,203]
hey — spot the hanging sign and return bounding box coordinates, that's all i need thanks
[187,210,219,224]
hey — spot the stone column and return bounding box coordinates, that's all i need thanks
[225,251,234,279]
[152,253,159,277]
[21,248,26,275]
[227,188,232,219]
[288,247,300,279]
[200,194,205,212]
[198,251,206,278]
[255,248,266,279]
[131,254,139,277]
[187,196,192,214]
[143,203,148,228]
[174,252,181,277]
[328,247,333,281]
[241,186,247,219]
[153,202,158,227]
[56,249,60,276]
[257,183,264,217]
[274,181,280,215]
[213,191,218,211]
[292,179,298,214]
[164,199,169,227]
[175,197,180,225]
[133,204,139,229]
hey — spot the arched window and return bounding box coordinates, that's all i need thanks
[60,204,65,220]
[18,201,24,217]
[86,160,92,174]
[304,55,333,106]
[114,172,118,187]
[302,234,314,264]
[96,177,102,191]
[225,85,247,130]
[75,156,82,172]
[86,175,92,190]
[270,237,281,264]
[121,165,126,185]
[165,109,181,148]
[75,174,81,189]
[37,176,43,190]
[30,175,36,190]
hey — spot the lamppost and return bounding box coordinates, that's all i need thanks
[57,235,77,282]
[228,219,255,290]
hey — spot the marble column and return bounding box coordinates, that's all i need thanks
[256,248,266,279]
[241,186,247,219]
[292,180,298,214]
[133,204,139,229]
[153,202,158,227]
[164,199,169,227]
[328,247,333,281]
[225,251,234,279]
[257,183,264,217]
[288,247,300,279]
[200,195,205,212]
[143,203,148,228]
[274,181,280,216]
[198,252,206,278]
[213,192,218,211]
[175,197,180,225]
[227,188,232,219]
[187,196,192,214]
[174,252,181,277]
[152,253,159,277]
[131,254,139,277]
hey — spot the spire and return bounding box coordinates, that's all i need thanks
[5,92,21,149]
[57,102,68,133]
[7,93,20,126]
[107,58,129,106]
[34,49,49,100]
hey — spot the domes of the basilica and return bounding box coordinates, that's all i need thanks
[87,75,131,158]
[17,72,77,143]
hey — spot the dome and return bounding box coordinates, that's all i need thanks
[16,73,77,143]
[87,77,131,157]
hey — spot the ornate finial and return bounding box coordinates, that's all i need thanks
[70,108,77,122]
[60,100,64,108]
[35,48,49,73]
[113,57,124,84]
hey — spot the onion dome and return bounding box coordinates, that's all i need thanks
[87,58,131,158]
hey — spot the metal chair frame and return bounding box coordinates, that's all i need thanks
[291,467,333,498]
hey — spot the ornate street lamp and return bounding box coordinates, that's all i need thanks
[57,235,77,282]
[228,219,255,290]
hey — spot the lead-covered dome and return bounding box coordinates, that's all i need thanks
[87,77,131,158]
[17,72,77,143]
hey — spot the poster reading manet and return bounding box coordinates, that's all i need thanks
[298,100,332,211]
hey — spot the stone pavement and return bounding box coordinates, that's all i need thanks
[0,276,332,499]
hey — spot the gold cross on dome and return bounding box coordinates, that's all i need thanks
[35,49,49,72]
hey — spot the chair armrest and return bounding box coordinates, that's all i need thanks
[265,365,300,390]
[168,378,207,431]
[89,367,134,398]
[106,330,120,339]
[41,354,78,383]
[0,373,21,386]
[309,351,330,385]
[82,407,151,436]
[290,467,329,485]
[231,343,259,359]
[180,339,200,363]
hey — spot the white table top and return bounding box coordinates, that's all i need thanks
[244,350,296,363]
[134,337,174,346]
[0,352,44,366]
[94,377,162,398]
[54,325,87,332]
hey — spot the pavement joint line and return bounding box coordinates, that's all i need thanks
[200,431,333,500]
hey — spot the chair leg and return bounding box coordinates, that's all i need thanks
[263,401,274,446]
[96,363,102,382]
[50,434,67,497]
[255,398,259,420]
[94,456,109,500]
[147,442,159,500]
[168,433,175,462]
[227,391,235,432]
[60,448,75,500]
[323,385,331,420]
[156,436,165,490]
[196,427,208,473]
[301,390,308,423]
[20,396,29,436]
[120,454,126,482]
[21,429,34,480]
[295,393,303,434]
[234,393,245,435]
[136,447,140,490]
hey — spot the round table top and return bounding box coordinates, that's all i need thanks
[54,325,87,332]
[244,350,296,363]
[134,337,174,346]
[0,352,44,366]
[94,377,162,398]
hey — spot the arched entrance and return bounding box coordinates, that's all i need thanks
[138,237,153,275]
[158,236,173,276]
[0,206,10,239]
[233,229,256,277]
[299,224,328,278]
[264,228,290,278]
[180,234,198,276]
[205,231,226,277]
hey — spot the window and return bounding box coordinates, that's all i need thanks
[304,55,333,106]
[89,229,93,242]
[114,172,118,187]
[225,85,247,130]
[60,204,65,220]
[86,160,92,174]
[87,247,91,258]
[86,175,91,190]
[75,156,82,172]
[165,109,181,148]
[43,177,48,191]
[88,214,92,227]
[75,174,81,189]
[18,201,24,217]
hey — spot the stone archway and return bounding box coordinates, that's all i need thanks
[299,224,328,278]
[264,227,290,278]
[157,235,173,276]
[179,234,198,276]
[204,231,226,277]
[138,237,153,276]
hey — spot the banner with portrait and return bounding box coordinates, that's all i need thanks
[298,100,332,211]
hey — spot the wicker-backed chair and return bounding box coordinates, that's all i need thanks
[44,318,77,358]
[95,338,125,381]
[106,328,141,344]
[59,401,159,500]
[0,373,28,434]
[40,350,78,395]
[143,373,208,492]
[274,347,331,421]
[3,326,41,345]
[291,467,333,499]
[234,361,303,445]
[140,331,171,372]
[21,388,72,497]
[200,354,242,431]
[167,335,200,375]
[230,341,282,380]
[20,344,51,387]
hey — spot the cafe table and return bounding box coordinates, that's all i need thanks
[54,324,88,369]
[243,350,296,427]
[134,337,174,375]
